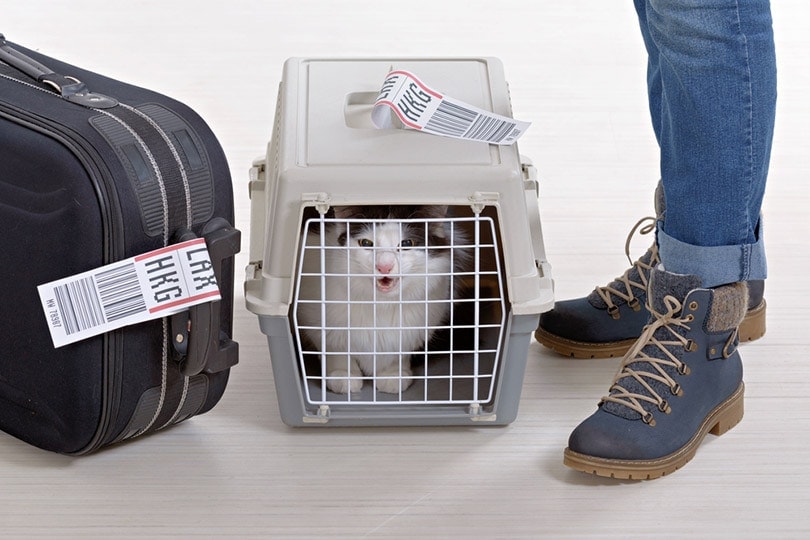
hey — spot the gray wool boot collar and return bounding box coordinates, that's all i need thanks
[647,266,701,315]
[647,266,748,331]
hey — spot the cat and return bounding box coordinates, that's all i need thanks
[296,205,469,395]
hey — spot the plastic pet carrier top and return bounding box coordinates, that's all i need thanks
[245,57,553,426]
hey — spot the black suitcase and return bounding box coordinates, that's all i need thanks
[0,35,240,454]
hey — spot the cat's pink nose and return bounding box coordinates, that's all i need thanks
[376,253,396,274]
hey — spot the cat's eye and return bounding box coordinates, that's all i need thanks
[400,239,414,248]
[358,238,374,248]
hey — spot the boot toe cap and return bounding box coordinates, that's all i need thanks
[539,297,649,343]
[568,409,652,461]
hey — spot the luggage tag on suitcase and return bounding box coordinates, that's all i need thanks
[37,238,221,348]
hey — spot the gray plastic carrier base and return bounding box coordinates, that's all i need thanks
[258,312,538,427]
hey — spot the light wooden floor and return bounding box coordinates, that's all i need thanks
[3,1,809,538]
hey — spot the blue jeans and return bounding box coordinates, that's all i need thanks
[634,0,777,288]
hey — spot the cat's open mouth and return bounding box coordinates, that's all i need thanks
[376,276,400,293]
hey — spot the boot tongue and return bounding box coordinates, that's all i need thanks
[647,267,702,314]
[587,247,657,309]
[601,267,702,420]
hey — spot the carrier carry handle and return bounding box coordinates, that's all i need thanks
[170,219,241,376]
[0,34,117,108]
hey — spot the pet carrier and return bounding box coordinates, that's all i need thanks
[245,58,553,426]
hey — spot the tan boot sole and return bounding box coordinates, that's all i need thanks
[533,327,635,359]
[536,300,766,359]
[563,382,745,480]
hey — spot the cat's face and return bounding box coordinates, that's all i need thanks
[339,221,432,294]
[332,206,452,297]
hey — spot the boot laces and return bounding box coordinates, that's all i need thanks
[594,217,658,317]
[600,294,693,426]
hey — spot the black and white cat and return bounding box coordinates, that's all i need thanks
[296,205,469,394]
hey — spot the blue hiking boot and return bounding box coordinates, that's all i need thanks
[534,217,766,358]
[563,268,747,479]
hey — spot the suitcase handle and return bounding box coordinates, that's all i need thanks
[170,219,241,376]
[0,34,118,108]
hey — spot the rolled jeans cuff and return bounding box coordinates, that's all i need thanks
[656,220,767,288]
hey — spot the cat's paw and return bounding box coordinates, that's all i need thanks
[375,368,414,394]
[326,370,363,394]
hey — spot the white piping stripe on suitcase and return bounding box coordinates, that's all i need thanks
[119,104,195,430]
[93,108,172,245]
[92,109,172,436]
[92,106,193,436]
[121,104,194,236]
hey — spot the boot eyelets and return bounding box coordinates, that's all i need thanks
[642,412,656,426]
[658,400,671,414]
[684,339,698,352]
[678,363,691,376]
[671,383,683,396]
[688,301,699,311]
[684,314,695,322]
[628,298,641,312]
[607,305,620,320]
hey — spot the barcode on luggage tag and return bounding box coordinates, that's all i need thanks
[426,99,521,143]
[38,238,221,348]
[371,70,530,145]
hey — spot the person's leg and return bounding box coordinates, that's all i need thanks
[564,0,776,479]
[635,0,664,144]
[651,0,775,286]
[534,0,772,358]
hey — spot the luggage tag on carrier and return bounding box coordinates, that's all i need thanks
[38,238,221,348]
[371,69,530,145]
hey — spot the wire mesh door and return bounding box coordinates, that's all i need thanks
[293,209,506,406]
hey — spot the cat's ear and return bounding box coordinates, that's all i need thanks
[332,206,364,220]
[417,205,449,219]
[420,206,450,241]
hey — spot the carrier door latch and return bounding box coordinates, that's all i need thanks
[469,191,500,214]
